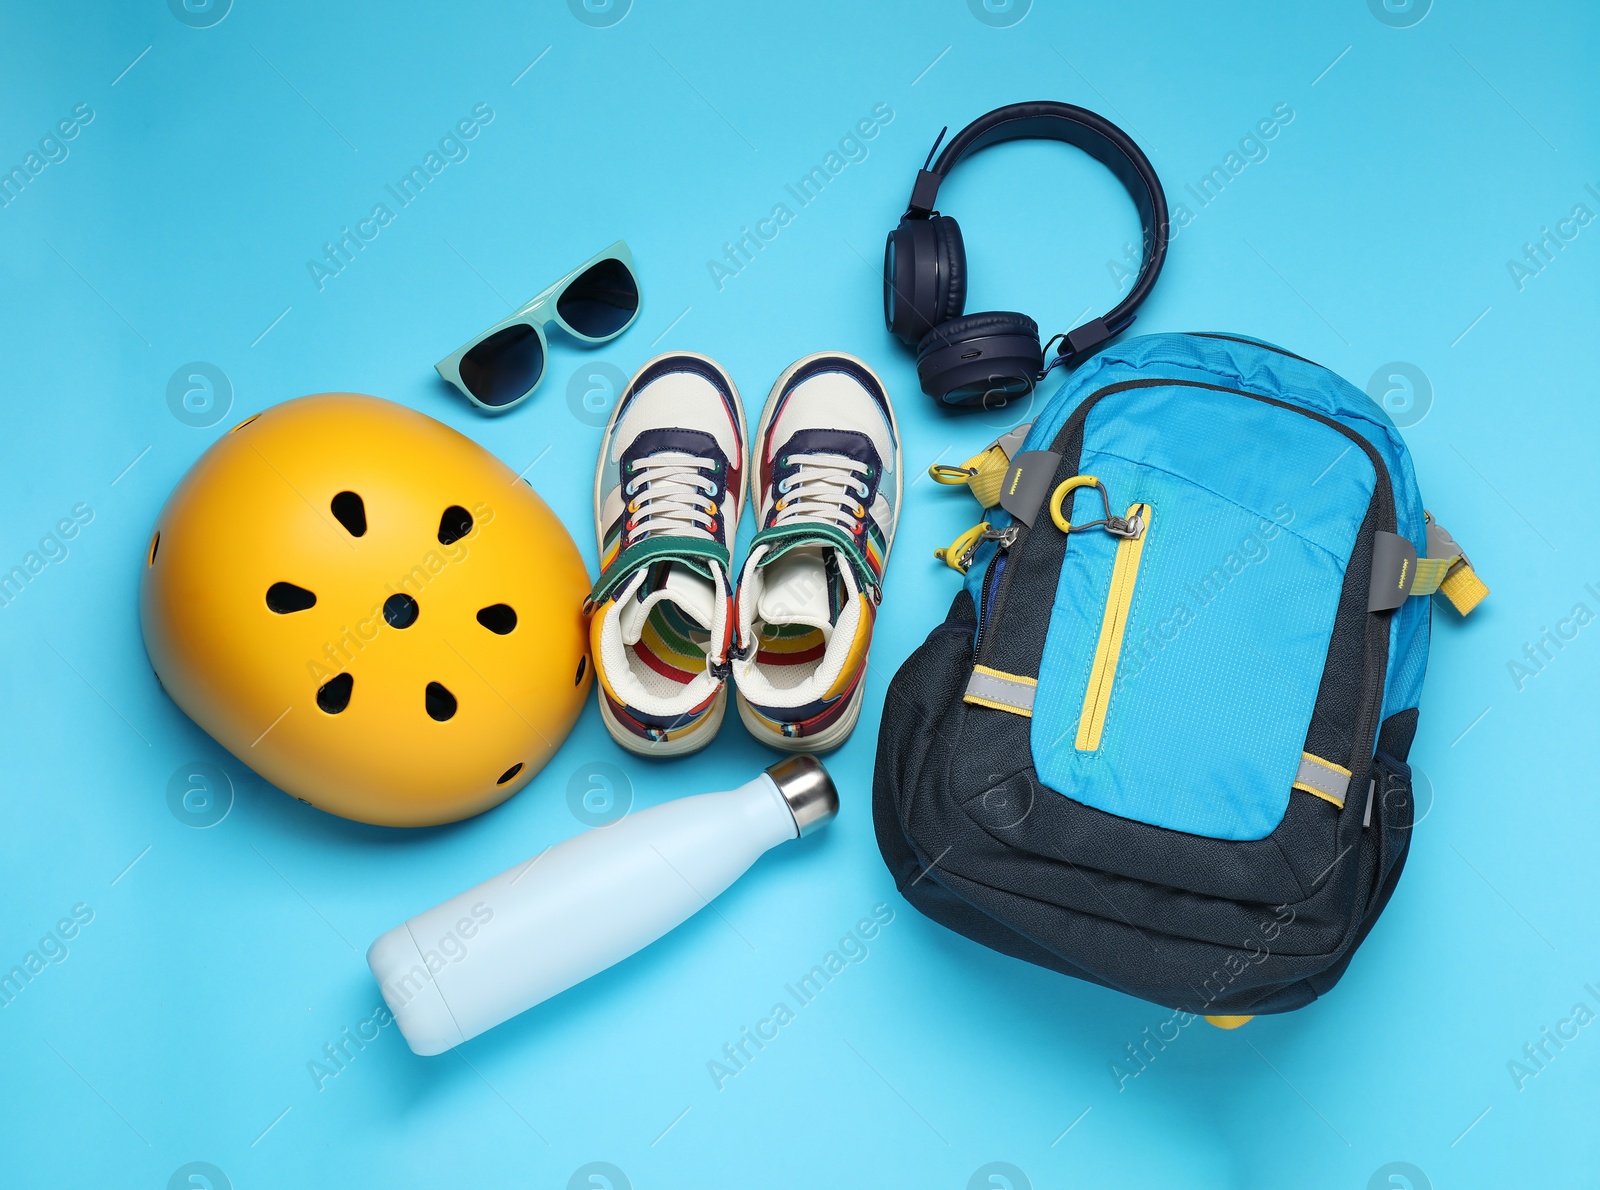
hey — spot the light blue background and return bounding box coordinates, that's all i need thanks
[2,2,1596,1187]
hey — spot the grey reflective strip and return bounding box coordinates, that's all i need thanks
[1296,755,1350,805]
[964,669,1035,714]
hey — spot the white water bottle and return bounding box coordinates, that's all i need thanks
[367,755,838,1055]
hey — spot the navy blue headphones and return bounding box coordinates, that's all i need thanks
[884,101,1169,406]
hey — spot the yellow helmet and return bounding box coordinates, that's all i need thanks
[140,393,592,827]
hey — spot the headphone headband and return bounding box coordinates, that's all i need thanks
[901,101,1168,365]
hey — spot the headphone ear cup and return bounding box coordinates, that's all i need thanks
[931,215,966,323]
[884,215,968,346]
[914,311,1043,407]
[885,219,934,344]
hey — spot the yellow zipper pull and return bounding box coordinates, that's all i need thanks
[934,521,1020,573]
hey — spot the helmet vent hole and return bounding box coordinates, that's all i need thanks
[383,592,420,629]
[476,603,517,635]
[574,656,587,685]
[266,581,317,613]
[317,672,353,714]
[229,414,261,434]
[496,762,524,785]
[425,682,457,721]
[331,491,367,537]
[437,505,474,546]
[147,531,160,566]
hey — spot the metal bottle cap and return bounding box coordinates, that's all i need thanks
[765,755,838,838]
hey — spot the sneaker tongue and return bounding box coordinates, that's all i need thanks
[620,562,717,645]
[756,544,843,634]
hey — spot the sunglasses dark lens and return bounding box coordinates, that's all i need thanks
[556,257,639,339]
[458,324,544,407]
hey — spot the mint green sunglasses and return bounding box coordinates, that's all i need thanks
[435,240,640,413]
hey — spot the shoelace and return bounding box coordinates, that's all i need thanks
[625,452,718,543]
[774,452,869,534]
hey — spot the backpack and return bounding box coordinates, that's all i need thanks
[872,332,1487,1021]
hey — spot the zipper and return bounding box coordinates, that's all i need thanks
[971,527,1018,658]
[1076,502,1151,751]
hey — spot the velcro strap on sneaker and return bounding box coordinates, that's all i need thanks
[747,522,879,600]
[585,536,730,610]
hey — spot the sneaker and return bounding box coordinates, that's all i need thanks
[588,353,746,756]
[732,353,901,752]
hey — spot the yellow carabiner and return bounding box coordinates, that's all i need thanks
[928,463,977,485]
[1048,475,1103,534]
[934,521,991,574]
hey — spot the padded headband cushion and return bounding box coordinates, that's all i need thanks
[903,100,1169,358]
[928,101,1159,234]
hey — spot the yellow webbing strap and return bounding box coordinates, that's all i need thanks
[1438,564,1490,616]
[1411,514,1489,616]
[1408,553,1490,615]
[1408,556,1455,595]
[929,443,1012,510]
